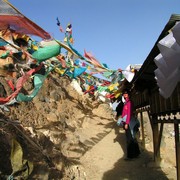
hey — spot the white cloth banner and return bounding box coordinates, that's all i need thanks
[157,44,180,73]
[155,67,180,98]
[154,53,169,77]
[172,22,180,46]
[154,21,180,98]
[122,65,135,82]
[158,32,180,51]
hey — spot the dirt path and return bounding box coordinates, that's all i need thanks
[80,124,176,180]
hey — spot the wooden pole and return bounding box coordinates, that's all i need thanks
[152,115,161,163]
[174,120,180,180]
[140,111,145,148]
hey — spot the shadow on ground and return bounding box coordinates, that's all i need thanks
[102,124,169,180]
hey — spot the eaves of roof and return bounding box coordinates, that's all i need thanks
[131,14,180,91]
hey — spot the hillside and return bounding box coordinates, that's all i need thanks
[0,72,114,179]
[0,72,177,180]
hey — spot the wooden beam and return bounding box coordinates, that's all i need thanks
[156,123,164,158]
[174,120,180,180]
[140,112,145,149]
[147,109,153,128]
[152,115,161,163]
[157,119,178,123]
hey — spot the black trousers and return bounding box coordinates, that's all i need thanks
[125,126,140,158]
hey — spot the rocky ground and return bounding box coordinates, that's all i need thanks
[0,73,177,180]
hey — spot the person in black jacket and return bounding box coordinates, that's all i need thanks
[115,98,124,120]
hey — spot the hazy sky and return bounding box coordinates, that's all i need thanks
[9,0,180,71]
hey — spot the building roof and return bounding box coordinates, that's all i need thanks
[131,14,180,92]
